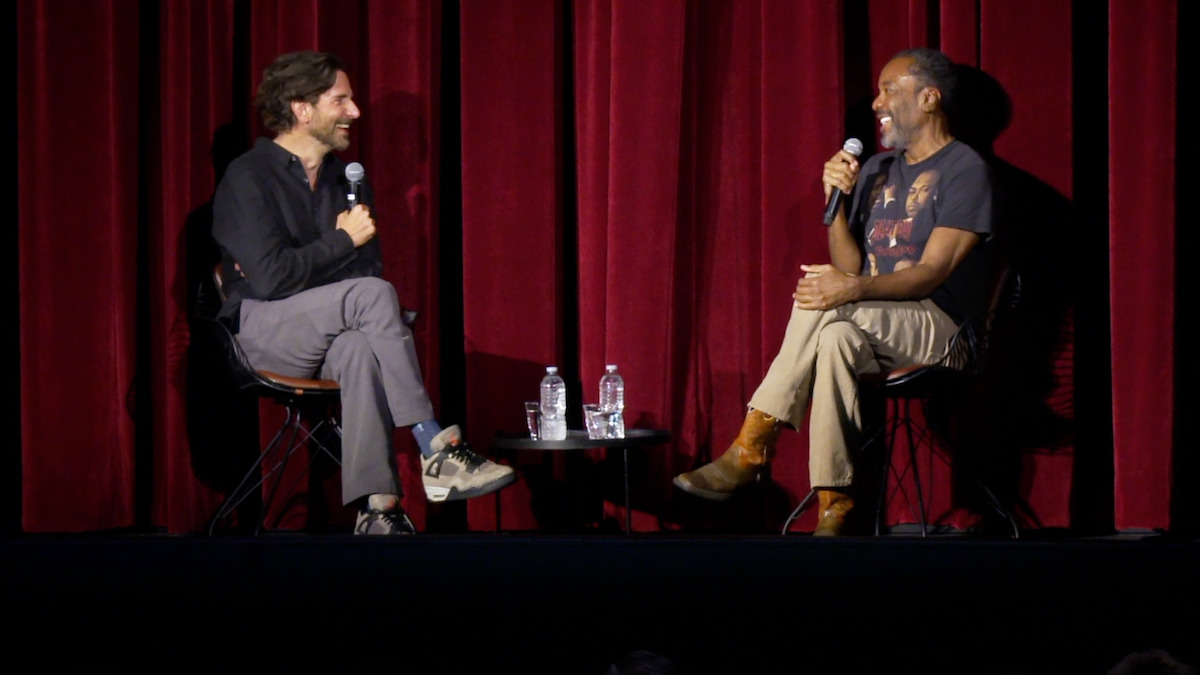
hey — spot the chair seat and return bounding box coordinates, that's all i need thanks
[256,369,340,394]
[859,364,972,398]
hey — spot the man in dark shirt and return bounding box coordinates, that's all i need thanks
[212,50,514,534]
[674,48,995,536]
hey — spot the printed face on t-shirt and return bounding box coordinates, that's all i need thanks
[905,169,938,218]
[863,167,942,276]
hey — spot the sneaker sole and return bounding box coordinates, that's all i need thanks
[672,475,734,502]
[424,471,518,503]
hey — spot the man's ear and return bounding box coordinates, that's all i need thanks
[920,87,941,112]
[291,100,310,125]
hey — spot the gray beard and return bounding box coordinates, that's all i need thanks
[881,130,908,151]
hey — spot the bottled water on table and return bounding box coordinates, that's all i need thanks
[539,366,567,440]
[599,364,625,439]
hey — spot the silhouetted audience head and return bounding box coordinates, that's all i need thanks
[1107,649,1196,675]
[605,650,679,675]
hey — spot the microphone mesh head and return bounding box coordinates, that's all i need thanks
[345,162,365,183]
[843,138,864,157]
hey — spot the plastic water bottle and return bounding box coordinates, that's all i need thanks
[539,366,568,440]
[599,364,625,439]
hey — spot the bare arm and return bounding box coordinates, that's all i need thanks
[792,226,981,310]
[822,149,864,274]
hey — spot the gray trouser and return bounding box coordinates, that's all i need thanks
[748,299,958,488]
[236,277,435,504]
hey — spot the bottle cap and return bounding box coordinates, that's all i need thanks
[606,364,618,371]
[546,366,558,373]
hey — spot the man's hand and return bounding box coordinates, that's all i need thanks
[337,204,376,247]
[793,263,862,311]
[822,148,860,205]
[823,148,865,274]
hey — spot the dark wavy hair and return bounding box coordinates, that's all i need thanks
[893,47,958,113]
[254,50,348,133]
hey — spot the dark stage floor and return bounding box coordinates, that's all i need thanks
[4,531,1198,674]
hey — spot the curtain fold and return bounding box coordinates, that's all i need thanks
[153,0,239,532]
[1109,1,1176,531]
[18,0,140,531]
[575,0,687,529]
[748,0,845,526]
[975,0,1078,529]
[459,0,565,531]
[362,0,443,530]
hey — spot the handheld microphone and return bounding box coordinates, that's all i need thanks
[822,138,864,225]
[345,162,365,208]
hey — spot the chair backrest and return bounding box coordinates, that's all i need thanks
[199,263,339,396]
[212,263,229,303]
[939,259,1021,376]
[872,257,1021,393]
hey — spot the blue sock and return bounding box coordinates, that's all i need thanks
[411,420,442,459]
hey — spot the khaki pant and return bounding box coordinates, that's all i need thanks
[748,299,958,488]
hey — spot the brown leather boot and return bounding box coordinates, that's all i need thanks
[812,488,854,536]
[673,409,783,501]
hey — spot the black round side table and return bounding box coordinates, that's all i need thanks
[491,428,671,534]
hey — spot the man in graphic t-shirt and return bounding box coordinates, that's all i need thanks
[674,48,995,536]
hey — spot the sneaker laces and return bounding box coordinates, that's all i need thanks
[425,441,484,477]
[357,508,414,534]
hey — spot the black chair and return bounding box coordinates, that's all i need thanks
[782,264,1022,538]
[198,264,343,535]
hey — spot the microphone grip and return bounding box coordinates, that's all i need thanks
[823,138,863,225]
[347,182,361,209]
[823,189,847,225]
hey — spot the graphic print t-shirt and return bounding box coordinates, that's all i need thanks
[846,139,994,323]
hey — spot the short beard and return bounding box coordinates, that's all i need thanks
[880,127,908,151]
[311,120,351,152]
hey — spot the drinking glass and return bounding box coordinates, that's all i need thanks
[583,404,608,440]
[524,401,542,440]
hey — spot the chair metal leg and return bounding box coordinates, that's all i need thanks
[934,443,1020,539]
[207,410,296,535]
[874,413,896,536]
[208,404,342,536]
[781,488,819,534]
[255,407,344,534]
[903,400,928,538]
[970,470,1020,539]
[784,387,1021,539]
[256,407,308,534]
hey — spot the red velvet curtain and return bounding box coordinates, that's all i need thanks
[458,0,567,531]
[1109,0,1177,531]
[19,0,141,531]
[16,0,1183,535]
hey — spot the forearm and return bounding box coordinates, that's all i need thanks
[846,227,982,302]
[851,263,942,301]
[797,227,979,310]
[826,213,863,274]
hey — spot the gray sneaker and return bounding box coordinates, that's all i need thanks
[354,508,416,535]
[422,425,517,502]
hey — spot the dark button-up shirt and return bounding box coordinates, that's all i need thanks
[212,138,381,328]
